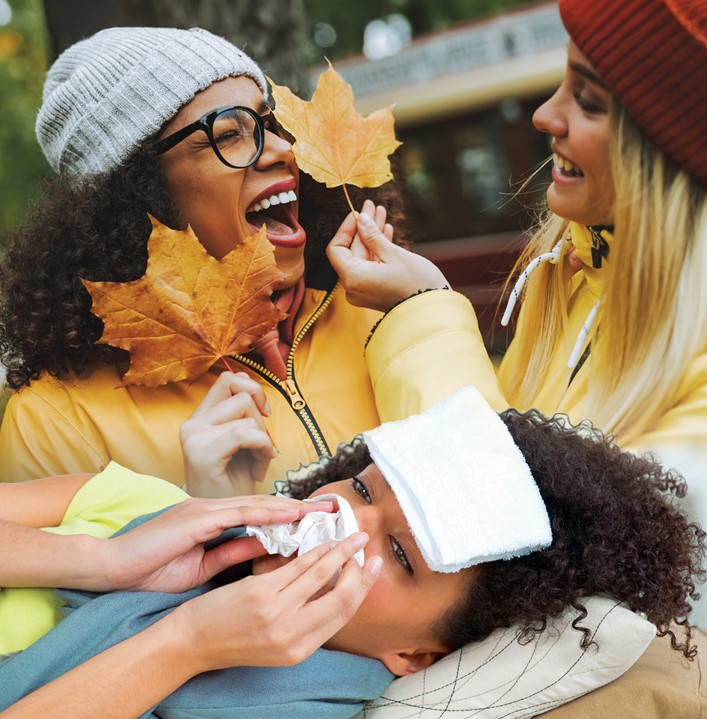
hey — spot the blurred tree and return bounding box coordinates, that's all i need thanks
[43,0,308,91]
[0,0,50,243]
[122,0,308,92]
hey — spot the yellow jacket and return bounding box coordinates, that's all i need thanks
[368,287,707,475]
[0,286,383,491]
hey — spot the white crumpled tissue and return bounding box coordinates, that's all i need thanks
[244,493,364,566]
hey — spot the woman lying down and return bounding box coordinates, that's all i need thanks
[0,386,703,718]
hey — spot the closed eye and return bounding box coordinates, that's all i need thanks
[573,90,604,115]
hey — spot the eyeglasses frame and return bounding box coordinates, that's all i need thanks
[154,105,281,169]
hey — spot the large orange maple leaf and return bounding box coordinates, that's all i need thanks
[270,64,401,210]
[82,217,286,388]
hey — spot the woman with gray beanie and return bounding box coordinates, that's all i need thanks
[0,27,415,492]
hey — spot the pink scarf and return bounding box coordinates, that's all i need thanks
[248,278,305,380]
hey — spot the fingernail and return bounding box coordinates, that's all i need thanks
[263,400,271,416]
[307,500,334,510]
[358,212,374,227]
[353,532,369,549]
[367,556,383,577]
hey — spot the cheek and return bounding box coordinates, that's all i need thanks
[352,564,395,622]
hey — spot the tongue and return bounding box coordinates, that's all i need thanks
[247,209,292,235]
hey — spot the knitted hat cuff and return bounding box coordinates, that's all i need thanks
[560,0,707,185]
[36,27,267,177]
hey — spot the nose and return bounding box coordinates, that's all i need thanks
[255,127,295,170]
[533,85,567,139]
[351,503,382,551]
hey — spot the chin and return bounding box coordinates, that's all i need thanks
[547,187,613,227]
[273,256,306,290]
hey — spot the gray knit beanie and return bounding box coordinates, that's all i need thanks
[36,27,267,177]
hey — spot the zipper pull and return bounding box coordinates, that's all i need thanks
[282,379,306,410]
[588,226,611,269]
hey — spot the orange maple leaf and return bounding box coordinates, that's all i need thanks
[269,64,401,209]
[82,217,286,388]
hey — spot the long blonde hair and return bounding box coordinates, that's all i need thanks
[505,100,707,444]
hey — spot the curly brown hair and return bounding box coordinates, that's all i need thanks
[0,143,410,389]
[284,409,706,659]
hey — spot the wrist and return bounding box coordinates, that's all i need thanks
[70,534,116,591]
[166,601,218,675]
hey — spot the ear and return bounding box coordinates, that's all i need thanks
[379,648,451,677]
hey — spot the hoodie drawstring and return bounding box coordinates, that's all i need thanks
[567,300,600,370]
[501,240,563,327]
[500,238,601,373]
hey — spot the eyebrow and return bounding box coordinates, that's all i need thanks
[569,61,608,90]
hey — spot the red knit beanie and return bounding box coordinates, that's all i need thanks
[559,0,707,186]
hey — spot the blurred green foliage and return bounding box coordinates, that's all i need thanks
[0,0,50,242]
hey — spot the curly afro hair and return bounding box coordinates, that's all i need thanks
[284,409,705,659]
[0,143,411,389]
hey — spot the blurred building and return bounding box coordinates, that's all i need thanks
[316,1,566,350]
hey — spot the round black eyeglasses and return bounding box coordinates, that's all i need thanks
[154,106,281,169]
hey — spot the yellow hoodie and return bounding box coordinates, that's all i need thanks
[0,286,383,491]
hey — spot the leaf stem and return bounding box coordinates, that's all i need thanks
[342,183,356,216]
[221,356,235,373]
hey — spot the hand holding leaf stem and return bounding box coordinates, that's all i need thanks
[328,202,449,313]
[181,371,276,497]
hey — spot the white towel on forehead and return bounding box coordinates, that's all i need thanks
[362,386,552,573]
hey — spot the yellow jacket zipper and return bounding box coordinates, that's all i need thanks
[231,284,338,457]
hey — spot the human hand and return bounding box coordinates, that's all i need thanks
[181,371,276,497]
[172,531,382,672]
[327,202,448,313]
[103,494,335,593]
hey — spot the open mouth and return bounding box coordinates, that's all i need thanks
[553,153,584,177]
[246,190,299,235]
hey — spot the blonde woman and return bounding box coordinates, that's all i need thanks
[328,0,707,618]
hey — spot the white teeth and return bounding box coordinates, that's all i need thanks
[246,189,299,214]
[554,153,581,175]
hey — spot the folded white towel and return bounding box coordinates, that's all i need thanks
[362,386,552,573]
[244,493,364,566]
